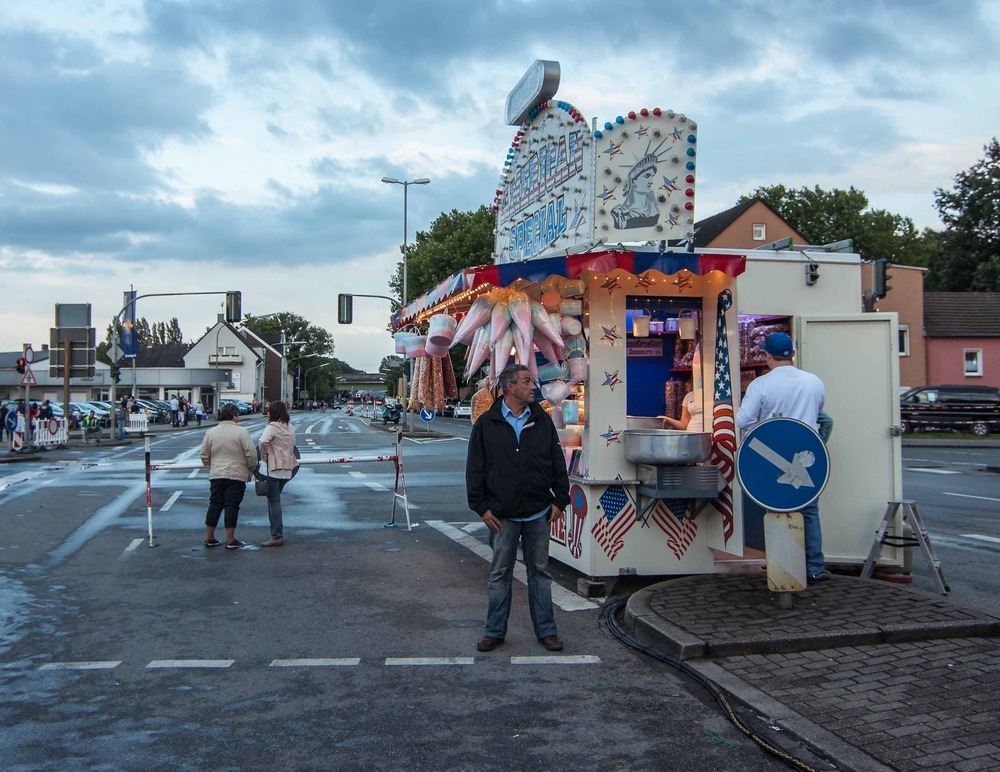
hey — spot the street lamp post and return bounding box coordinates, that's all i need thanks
[381,176,430,431]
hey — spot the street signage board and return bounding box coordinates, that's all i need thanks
[54,303,91,327]
[21,366,37,386]
[736,417,830,512]
[420,408,435,423]
[50,327,96,346]
[5,411,18,433]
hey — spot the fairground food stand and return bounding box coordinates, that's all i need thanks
[391,61,904,578]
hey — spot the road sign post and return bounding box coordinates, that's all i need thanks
[737,418,831,600]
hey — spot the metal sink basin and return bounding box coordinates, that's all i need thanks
[622,429,712,465]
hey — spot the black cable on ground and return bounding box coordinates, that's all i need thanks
[603,596,832,772]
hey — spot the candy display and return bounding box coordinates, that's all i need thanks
[451,287,579,386]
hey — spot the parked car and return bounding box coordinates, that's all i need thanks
[453,401,472,418]
[900,385,1000,436]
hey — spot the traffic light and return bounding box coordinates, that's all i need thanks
[110,363,121,384]
[338,293,353,325]
[15,358,26,374]
[805,262,820,286]
[225,291,242,323]
[873,258,892,299]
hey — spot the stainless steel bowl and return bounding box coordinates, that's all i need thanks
[622,429,712,465]
[626,415,663,430]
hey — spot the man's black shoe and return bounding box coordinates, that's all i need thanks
[476,636,503,652]
[808,570,832,583]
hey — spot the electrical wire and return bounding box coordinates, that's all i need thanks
[603,596,828,772]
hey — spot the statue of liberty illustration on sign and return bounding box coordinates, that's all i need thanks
[611,136,672,230]
[593,109,697,243]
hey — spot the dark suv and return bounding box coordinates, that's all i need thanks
[900,385,1000,436]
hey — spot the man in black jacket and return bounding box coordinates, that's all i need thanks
[466,364,570,653]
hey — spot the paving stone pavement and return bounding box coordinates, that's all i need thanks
[623,575,1000,771]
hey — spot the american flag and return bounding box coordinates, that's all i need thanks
[710,289,736,544]
[651,500,699,560]
[593,483,637,560]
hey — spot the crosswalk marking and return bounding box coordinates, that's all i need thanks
[146,659,235,669]
[511,655,601,665]
[159,490,181,511]
[962,534,1000,545]
[270,658,361,667]
[385,657,475,666]
[945,492,1000,503]
[41,661,122,670]
[424,520,599,612]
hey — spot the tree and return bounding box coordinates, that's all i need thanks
[97,317,187,364]
[243,312,335,363]
[389,206,496,304]
[927,138,1000,291]
[739,185,923,264]
[379,355,406,397]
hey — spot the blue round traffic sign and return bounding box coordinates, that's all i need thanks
[736,417,830,512]
[4,411,18,433]
[419,408,435,423]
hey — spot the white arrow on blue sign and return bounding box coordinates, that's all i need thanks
[736,417,830,512]
[420,408,435,423]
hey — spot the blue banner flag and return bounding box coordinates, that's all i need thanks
[121,290,138,359]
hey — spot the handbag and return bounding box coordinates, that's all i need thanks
[254,457,269,496]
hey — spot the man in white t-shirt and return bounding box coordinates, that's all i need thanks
[736,332,830,583]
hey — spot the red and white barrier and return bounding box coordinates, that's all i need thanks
[33,418,69,448]
[140,429,412,547]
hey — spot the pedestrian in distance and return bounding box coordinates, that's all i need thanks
[200,402,256,549]
[466,363,570,653]
[0,401,7,442]
[736,332,831,583]
[82,410,102,444]
[115,399,128,441]
[169,394,180,427]
[257,401,299,547]
[194,400,205,427]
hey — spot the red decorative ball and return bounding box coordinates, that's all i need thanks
[686,175,695,183]
[640,108,649,117]
[653,108,661,116]
[628,111,636,120]
[684,202,694,210]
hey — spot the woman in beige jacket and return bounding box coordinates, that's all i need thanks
[257,401,298,546]
[200,403,257,549]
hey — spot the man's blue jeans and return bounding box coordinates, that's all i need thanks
[800,501,825,576]
[484,515,557,641]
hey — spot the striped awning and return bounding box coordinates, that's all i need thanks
[391,249,746,329]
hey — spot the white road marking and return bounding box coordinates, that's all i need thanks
[385,657,475,666]
[270,658,361,667]
[962,534,1000,544]
[159,491,182,511]
[511,655,601,665]
[146,659,235,669]
[187,469,199,479]
[41,661,122,670]
[124,538,144,554]
[305,422,320,434]
[905,468,961,475]
[945,492,1000,503]
[348,470,388,492]
[424,520,599,612]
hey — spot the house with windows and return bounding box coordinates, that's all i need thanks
[185,318,288,409]
[922,293,1000,389]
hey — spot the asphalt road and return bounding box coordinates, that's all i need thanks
[0,413,787,771]
[901,443,1000,614]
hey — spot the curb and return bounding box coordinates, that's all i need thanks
[688,661,894,772]
[622,582,1000,661]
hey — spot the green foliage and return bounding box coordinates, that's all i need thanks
[243,312,336,362]
[739,185,923,264]
[927,138,1000,291]
[388,206,496,304]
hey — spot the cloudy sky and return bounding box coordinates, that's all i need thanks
[2,0,998,372]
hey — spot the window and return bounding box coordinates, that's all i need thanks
[964,349,983,376]
[217,346,236,356]
[752,223,766,241]
[898,325,910,357]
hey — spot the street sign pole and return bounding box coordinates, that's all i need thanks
[63,340,72,435]
[22,344,32,449]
